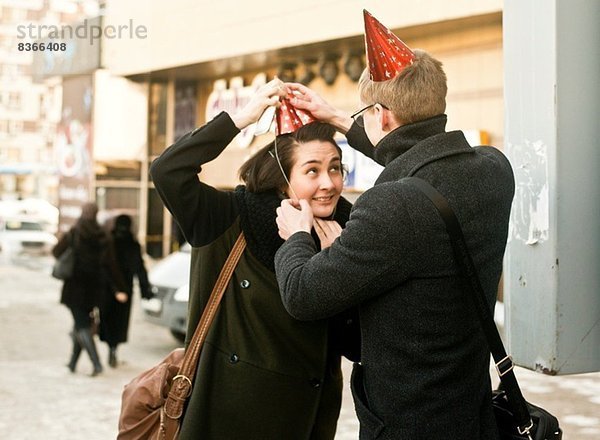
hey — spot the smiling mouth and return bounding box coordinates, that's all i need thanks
[312,195,335,202]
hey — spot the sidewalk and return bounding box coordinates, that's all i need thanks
[0,258,598,439]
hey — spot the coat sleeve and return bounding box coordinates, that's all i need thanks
[52,229,72,258]
[133,242,152,299]
[149,112,242,247]
[274,183,421,320]
[346,121,376,160]
[104,239,127,294]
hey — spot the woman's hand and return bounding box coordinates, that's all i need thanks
[314,218,342,249]
[230,78,286,130]
[284,82,353,133]
[276,199,314,240]
[115,292,128,303]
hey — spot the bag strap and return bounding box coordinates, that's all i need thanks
[401,177,533,436]
[161,232,247,429]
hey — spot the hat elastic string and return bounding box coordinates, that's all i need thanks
[273,136,300,201]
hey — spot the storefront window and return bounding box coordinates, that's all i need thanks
[174,81,197,142]
[149,82,168,157]
[95,186,140,226]
[146,188,165,258]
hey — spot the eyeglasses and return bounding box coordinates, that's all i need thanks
[350,103,389,127]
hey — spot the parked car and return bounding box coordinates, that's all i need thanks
[0,217,57,257]
[143,244,190,342]
[0,198,58,234]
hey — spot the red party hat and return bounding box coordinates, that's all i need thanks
[275,97,316,136]
[363,9,415,81]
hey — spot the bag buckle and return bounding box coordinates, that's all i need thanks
[172,374,193,398]
[495,355,514,377]
[518,419,534,439]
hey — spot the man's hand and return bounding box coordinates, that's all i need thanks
[284,82,353,133]
[314,218,342,249]
[276,199,314,240]
[115,292,128,303]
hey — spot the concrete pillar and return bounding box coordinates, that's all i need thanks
[503,0,600,374]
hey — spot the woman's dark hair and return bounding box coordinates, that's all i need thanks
[113,214,132,233]
[238,122,342,193]
[112,214,134,240]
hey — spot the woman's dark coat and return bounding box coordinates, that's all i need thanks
[150,112,358,440]
[53,219,112,313]
[99,231,151,346]
[275,115,515,440]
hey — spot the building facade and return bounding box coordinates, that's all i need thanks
[0,0,99,204]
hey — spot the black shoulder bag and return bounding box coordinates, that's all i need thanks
[402,177,562,440]
[52,230,76,280]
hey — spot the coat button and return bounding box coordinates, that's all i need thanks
[240,279,251,289]
[229,354,239,364]
[309,378,322,388]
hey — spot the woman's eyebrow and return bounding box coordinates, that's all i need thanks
[301,159,322,166]
[300,156,341,167]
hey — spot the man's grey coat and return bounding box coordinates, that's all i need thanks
[275,115,515,439]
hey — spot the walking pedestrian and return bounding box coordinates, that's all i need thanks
[274,10,515,439]
[99,214,152,368]
[52,202,126,376]
[149,78,359,439]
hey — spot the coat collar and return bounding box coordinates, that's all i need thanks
[372,114,474,184]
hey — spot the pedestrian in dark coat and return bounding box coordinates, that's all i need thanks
[274,29,515,440]
[99,214,152,367]
[150,78,359,440]
[53,202,126,376]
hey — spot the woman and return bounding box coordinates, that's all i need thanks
[52,202,126,376]
[100,214,152,368]
[149,79,358,439]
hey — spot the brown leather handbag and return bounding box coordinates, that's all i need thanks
[117,233,246,440]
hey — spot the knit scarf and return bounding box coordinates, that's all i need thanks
[234,185,352,272]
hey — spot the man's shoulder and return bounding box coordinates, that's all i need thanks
[471,145,515,187]
[472,144,511,166]
[352,181,422,218]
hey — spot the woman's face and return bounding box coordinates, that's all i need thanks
[286,140,344,218]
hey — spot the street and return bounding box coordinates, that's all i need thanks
[0,257,598,439]
[0,257,357,439]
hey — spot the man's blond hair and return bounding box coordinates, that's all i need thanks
[358,49,447,125]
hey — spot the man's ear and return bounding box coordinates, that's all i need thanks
[377,105,390,131]
[380,106,401,131]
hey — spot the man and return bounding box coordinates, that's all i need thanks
[274,10,514,440]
